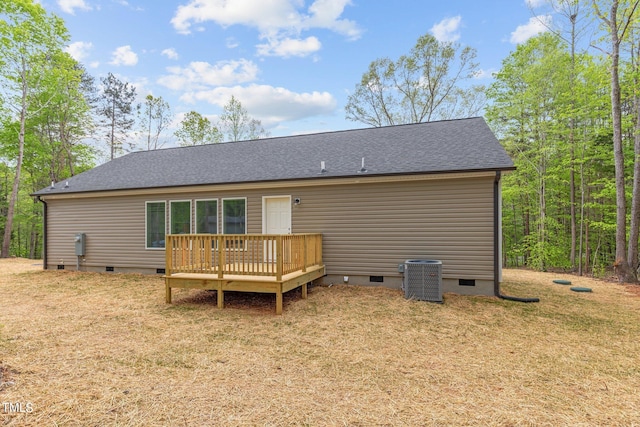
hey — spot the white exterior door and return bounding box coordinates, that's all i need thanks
[264,196,291,234]
[264,196,292,263]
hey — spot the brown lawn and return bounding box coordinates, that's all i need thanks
[1,258,639,426]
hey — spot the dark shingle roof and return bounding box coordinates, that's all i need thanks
[34,117,513,196]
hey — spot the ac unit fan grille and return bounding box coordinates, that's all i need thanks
[404,260,442,302]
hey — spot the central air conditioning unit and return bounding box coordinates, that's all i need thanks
[403,259,442,303]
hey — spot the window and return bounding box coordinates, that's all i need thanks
[170,200,191,234]
[146,201,165,249]
[223,198,246,234]
[196,199,218,234]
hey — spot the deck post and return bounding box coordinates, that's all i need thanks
[205,235,212,270]
[165,278,172,303]
[276,235,283,282]
[302,234,308,272]
[165,235,172,276]
[217,235,224,279]
[276,288,283,315]
[217,283,224,309]
[302,282,308,299]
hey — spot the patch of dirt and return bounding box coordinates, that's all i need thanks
[623,283,640,297]
[0,363,18,391]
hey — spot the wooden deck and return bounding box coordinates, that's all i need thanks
[163,234,324,314]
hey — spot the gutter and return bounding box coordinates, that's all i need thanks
[494,171,539,303]
[36,196,47,270]
[31,168,516,199]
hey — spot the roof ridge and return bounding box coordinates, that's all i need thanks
[125,117,486,156]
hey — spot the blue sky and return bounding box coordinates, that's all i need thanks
[42,0,553,144]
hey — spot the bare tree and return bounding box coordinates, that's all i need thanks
[99,73,136,160]
[218,95,269,142]
[138,94,172,150]
[345,33,484,127]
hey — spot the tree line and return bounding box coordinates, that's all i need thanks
[485,0,640,283]
[1,0,639,285]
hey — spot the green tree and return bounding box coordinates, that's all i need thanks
[0,0,70,258]
[29,55,96,181]
[345,33,485,127]
[592,0,640,282]
[138,94,172,150]
[174,110,221,146]
[628,27,640,279]
[99,72,136,160]
[218,95,268,142]
[487,33,576,270]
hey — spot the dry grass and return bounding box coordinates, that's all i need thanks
[1,258,640,426]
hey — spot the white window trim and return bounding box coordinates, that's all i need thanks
[145,200,166,250]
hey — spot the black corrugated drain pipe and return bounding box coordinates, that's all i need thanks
[494,171,539,303]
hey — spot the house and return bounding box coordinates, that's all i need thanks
[33,117,514,298]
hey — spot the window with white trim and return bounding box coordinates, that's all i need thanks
[170,200,192,234]
[146,201,165,249]
[196,199,218,234]
[222,198,246,234]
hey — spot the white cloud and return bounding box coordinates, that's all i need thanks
[114,0,143,11]
[57,0,91,14]
[304,0,361,40]
[510,15,551,44]
[430,16,462,42]
[226,37,239,49]
[170,0,361,58]
[180,84,337,127]
[161,48,179,60]
[109,45,138,66]
[157,59,259,91]
[65,41,93,61]
[257,36,321,57]
[525,0,547,8]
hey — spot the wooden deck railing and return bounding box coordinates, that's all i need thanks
[165,234,323,281]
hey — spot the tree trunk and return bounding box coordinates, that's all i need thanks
[524,206,531,264]
[1,63,28,258]
[629,110,640,276]
[110,96,117,160]
[607,2,635,282]
[578,157,587,276]
[585,221,590,274]
[569,12,578,270]
[29,225,38,259]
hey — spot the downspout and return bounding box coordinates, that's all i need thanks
[494,171,539,303]
[36,196,47,270]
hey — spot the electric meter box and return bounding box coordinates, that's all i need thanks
[74,233,86,256]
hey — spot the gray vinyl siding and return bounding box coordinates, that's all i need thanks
[46,192,264,272]
[290,176,494,282]
[44,175,495,287]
